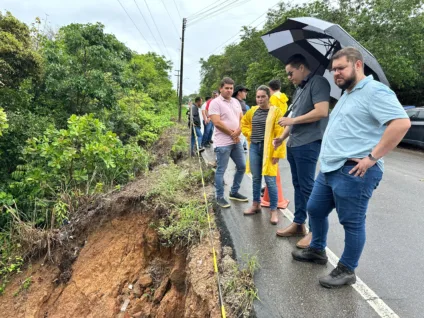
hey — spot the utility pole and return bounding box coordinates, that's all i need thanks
[174,70,180,99]
[178,18,187,122]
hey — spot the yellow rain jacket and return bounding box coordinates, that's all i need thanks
[241,106,285,177]
[270,91,289,114]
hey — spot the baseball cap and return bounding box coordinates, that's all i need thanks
[232,85,250,97]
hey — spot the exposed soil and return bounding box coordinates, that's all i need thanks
[0,125,224,318]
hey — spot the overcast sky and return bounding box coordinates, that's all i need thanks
[2,0,307,95]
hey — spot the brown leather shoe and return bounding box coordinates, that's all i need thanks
[276,222,307,237]
[270,210,279,225]
[296,232,312,249]
[244,203,261,215]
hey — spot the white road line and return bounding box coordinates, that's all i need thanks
[245,173,399,318]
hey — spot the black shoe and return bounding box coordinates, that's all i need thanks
[209,140,213,144]
[229,192,248,202]
[319,262,356,288]
[292,247,328,265]
[217,197,230,208]
[198,147,205,153]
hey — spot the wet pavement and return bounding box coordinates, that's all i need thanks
[203,147,424,318]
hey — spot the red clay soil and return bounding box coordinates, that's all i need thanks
[0,212,221,317]
[0,125,223,318]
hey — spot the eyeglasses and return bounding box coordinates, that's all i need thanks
[331,66,347,73]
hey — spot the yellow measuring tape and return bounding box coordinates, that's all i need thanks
[191,120,227,318]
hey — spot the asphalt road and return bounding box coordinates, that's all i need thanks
[203,147,424,318]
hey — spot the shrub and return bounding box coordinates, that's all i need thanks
[8,114,150,226]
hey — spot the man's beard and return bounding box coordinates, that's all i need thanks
[335,71,356,90]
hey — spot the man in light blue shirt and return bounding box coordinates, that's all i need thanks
[291,47,411,288]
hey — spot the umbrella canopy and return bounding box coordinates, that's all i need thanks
[261,17,390,99]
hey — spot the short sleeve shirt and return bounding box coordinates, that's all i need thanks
[206,99,213,111]
[208,95,242,147]
[287,75,331,147]
[319,75,409,173]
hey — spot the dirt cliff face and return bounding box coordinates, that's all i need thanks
[1,211,221,318]
[0,125,222,318]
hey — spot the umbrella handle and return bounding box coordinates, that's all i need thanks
[283,105,293,118]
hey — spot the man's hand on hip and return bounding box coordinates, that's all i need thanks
[348,157,377,177]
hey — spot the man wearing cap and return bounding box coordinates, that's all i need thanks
[233,85,250,115]
[233,85,251,152]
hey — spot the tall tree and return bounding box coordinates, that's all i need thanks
[0,11,41,89]
[199,0,424,105]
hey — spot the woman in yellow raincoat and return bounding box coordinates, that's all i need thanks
[241,85,285,224]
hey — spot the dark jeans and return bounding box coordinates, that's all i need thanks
[191,126,203,153]
[286,140,321,226]
[214,142,246,198]
[249,142,278,209]
[308,165,383,270]
[202,120,214,146]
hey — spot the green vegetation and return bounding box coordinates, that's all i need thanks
[223,252,260,317]
[158,201,209,248]
[147,162,213,248]
[199,0,424,106]
[0,11,178,292]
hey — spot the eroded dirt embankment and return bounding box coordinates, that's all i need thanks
[0,125,222,318]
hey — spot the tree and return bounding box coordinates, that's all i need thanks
[199,0,424,105]
[0,11,42,89]
[37,22,132,117]
[0,108,7,136]
[124,53,174,102]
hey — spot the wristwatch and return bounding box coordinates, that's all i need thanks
[368,153,378,161]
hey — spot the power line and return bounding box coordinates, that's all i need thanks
[189,0,252,26]
[208,2,280,55]
[173,0,182,20]
[187,0,238,24]
[116,0,154,51]
[209,18,265,55]
[160,0,181,38]
[142,0,174,59]
[187,0,229,19]
[133,0,168,58]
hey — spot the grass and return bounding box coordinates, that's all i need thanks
[224,253,260,318]
[148,159,214,248]
[170,135,188,162]
[147,163,191,202]
[157,201,210,248]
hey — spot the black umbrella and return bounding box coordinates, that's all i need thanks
[261,17,390,100]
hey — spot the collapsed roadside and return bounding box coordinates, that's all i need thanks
[0,123,258,318]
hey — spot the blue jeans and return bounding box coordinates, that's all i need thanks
[202,120,214,146]
[286,140,321,226]
[308,165,383,270]
[191,126,203,153]
[249,142,278,210]
[214,142,246,198]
